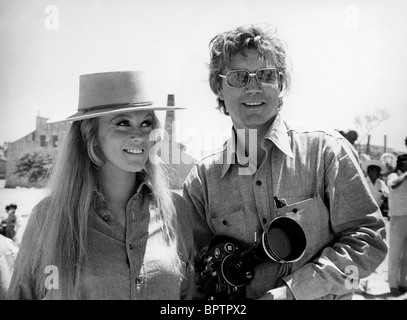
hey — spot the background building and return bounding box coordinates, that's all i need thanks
[4,115,69,188]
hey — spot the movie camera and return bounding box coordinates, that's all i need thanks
[197,216,307,300]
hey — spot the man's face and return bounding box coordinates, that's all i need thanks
[399,159,407,172]
[218,49,281,131]
[368,166,381,181]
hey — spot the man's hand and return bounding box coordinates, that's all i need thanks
[257,284,295,300]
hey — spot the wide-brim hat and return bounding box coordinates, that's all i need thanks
[47,70,184,123]
[362,159,386,173]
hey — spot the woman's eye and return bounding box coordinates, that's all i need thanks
[141,120,153,127]
[116,120,130,127]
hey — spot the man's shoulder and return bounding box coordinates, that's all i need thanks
[194,144,228,167]
[284,120,343,140]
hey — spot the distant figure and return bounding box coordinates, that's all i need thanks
[0,210,6,237]
[362,160,389,213]
[3,204,17,241]
[345,130,358,146]
[387,154,407,295]
[362,160,389,217]
[0,234,19,300]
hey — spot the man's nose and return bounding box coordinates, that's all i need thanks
[245,75,262,93]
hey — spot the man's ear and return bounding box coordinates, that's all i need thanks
[278,74,284,92]
[217,88,224,101]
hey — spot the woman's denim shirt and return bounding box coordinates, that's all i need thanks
[183,113,388,300]
[8,184,195,300]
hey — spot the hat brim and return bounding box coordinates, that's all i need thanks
[47,104,185,124]
[362,160,386,173]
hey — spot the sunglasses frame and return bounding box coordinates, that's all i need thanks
[219,68,282,89]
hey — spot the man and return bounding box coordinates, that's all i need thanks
[387,154,407,294]
[362,159,389,208]
[183,25,387,300]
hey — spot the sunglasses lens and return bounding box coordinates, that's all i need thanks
[257,69,278,85]
[226,70,249,88]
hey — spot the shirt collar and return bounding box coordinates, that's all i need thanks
[91,175,154,207]
[221,112,294,178]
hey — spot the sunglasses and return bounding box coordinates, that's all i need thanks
[219,68,281,89]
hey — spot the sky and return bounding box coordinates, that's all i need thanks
[1,0,407,159]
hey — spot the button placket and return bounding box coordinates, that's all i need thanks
[254,168,270,230]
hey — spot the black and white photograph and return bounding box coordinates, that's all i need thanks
[0,0,406,308]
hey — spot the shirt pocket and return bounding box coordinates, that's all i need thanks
[210,208,248,242]
[276,194,332,265]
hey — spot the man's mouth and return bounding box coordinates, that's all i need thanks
[243,101,264,107]
[124,148,144,154]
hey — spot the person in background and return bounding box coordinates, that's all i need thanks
[3,204,17,241]
[362,160,389,210]
[0,234,18,299]
[7,71,195,300]
[0,208,7,237]
[387,153,407,295]
[183,24,388,300]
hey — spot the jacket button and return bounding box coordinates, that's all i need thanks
[256,180,262,186]
[129,244,134,250]
[102,215,111,222]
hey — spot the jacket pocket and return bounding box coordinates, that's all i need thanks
[276,194,333,266]
[210,208,247,241]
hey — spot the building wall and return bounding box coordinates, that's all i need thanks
[5,116,70,187]
[0,159,5,179]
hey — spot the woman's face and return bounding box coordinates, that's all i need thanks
[96,110,154,174]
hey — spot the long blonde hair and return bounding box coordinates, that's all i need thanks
[29,112,182,299]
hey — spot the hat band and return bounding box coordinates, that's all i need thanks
[81,101,154,113]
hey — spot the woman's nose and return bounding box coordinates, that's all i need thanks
[129,129,144,141]
[129,134,143,142]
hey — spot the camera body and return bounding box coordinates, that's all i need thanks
[197,216,307,300]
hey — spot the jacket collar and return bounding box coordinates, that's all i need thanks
[221,112,294,178]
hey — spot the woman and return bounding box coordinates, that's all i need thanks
[7,71,195,300]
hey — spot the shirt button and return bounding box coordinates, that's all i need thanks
[102,215,111,222]
[256,180,262,186]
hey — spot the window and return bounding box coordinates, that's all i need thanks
[40,135,47,147]
[52,135,58,147]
